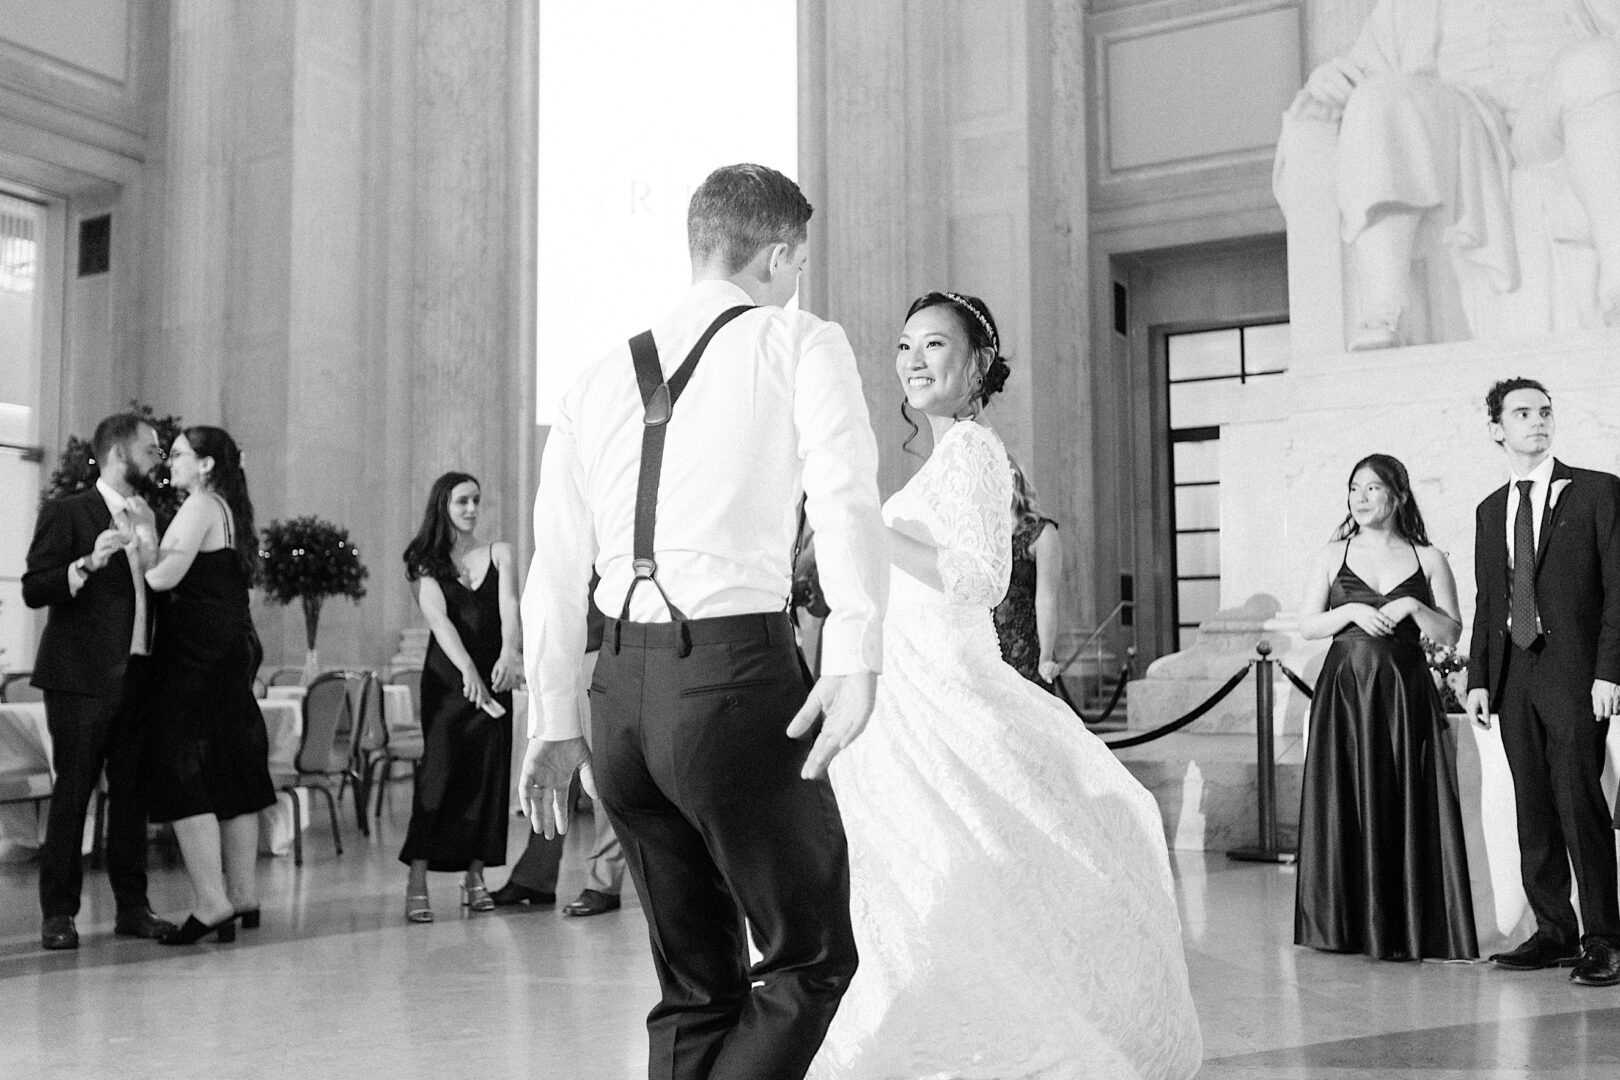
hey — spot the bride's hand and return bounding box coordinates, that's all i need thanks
[787,670,878,780]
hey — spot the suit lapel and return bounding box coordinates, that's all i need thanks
[85,489,113,533]
[1483,483,1509,561]
[1536,459,1573,572]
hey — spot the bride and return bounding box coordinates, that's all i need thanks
[810,292,1203,1080]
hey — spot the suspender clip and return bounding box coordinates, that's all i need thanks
[643,383,672,426]
[632,558,657,580]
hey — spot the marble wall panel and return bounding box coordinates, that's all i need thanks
[817,0,915,496]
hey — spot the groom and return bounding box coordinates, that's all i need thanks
[519,163,887,1079]
[1464,377,1620,986]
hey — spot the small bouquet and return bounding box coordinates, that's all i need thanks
[1422,637,1469,714]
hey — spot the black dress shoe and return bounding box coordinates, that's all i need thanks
[1571,943,1620,987]
[41,916,78,951]
[114,907,178,940]
[158,914,237,945]
[563,889,622,917]
[1489,933,1581,970]
[489,882,556,907]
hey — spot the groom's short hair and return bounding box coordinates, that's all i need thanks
[1486,377,1551,424]
[688,164,812,273]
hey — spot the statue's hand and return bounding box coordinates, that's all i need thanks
[1301,56,1364,113]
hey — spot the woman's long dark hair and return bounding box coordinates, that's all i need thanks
[184,426,258,576]
[1008,453,1045,529]
[899,291,1010,455]
[1332,453,1431,546]
[403,471,478,582]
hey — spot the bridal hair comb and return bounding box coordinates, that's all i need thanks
[943,292,998,353]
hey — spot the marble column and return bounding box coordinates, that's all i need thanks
[134,0,535,670]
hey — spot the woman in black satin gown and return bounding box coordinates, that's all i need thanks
[398,472,523,923]
[1294,453,1478,961]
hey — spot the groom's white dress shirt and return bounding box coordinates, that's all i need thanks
[523,279,888,740]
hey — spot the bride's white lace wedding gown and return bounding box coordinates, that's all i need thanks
[811,420,1203,1080]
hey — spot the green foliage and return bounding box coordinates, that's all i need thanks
[257,516,369,607]
[41,401,184,515]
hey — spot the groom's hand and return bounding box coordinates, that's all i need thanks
[519,736,590,839]
[1592,679,1620,721]
[1464,688,1492,730]
[787,670,878,780]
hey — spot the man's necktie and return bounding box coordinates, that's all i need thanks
[1511,479,1538,650]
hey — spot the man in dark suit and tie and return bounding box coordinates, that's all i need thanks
[24,412,175,950]
[1465,377,1620,987]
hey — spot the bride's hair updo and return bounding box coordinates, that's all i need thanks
[900,291,1011,452]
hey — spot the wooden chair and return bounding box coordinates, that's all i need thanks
[366,668,425,820]
[276,670,368,866]
[0,673,43,703]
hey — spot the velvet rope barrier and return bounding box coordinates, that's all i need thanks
[1100,664,1251,750]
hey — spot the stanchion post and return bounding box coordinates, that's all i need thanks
[1229,640,1297,864]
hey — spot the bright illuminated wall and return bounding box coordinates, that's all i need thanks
[536,0,797,424]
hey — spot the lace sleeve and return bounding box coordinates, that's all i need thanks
[914,423,1013,607]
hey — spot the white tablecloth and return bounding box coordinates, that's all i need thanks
[0,702,51,858]
[256,698,304,855]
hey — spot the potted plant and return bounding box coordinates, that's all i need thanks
[258,516,369,682]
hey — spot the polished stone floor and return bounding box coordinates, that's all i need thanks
[3,802,1619,1079]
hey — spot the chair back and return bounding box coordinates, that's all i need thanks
[267,666,304,687]
[297,670,367,775]
[354,673,388,756]
[0,673,43,703]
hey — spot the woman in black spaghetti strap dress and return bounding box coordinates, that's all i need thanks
[1294,453,1477,961]
[142,426,275,945]
[993,456,1063,690]
[399,472,523,923]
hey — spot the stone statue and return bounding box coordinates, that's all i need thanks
[1280,0,1620,349]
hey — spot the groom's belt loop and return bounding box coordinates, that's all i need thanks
[620,304,753,659]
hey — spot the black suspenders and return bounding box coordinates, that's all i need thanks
[615,304,753,656]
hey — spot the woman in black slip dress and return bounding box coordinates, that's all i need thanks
[1294,453,1478,961]
[142,426,276,945]
[398,472,523,924]
[994,456,1063,690]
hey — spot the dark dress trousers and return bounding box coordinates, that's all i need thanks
[1468,461,1620,947]
[592,611,856,1080]
[23,489,154,919]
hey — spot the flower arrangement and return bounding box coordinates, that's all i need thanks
[258,516,369,674]
[1422,637,1470,714]
[41,401,183,514]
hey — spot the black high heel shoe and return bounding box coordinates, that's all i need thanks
[235,908,261,930]
[158,914,237,945]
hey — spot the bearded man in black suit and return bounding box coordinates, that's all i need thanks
[1464,377,1620,987]
[24,412,175,950]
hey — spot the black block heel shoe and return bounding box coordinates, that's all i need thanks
[159,915,237,945]
[235,908,261,930]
